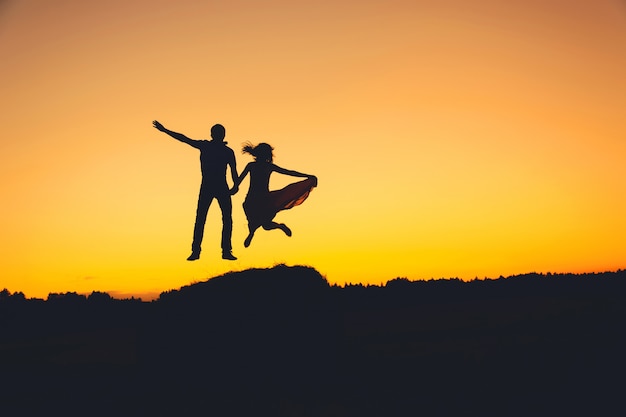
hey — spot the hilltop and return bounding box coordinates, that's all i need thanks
[1,265,625,416]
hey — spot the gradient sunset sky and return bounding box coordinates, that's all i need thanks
[1,0,625,300]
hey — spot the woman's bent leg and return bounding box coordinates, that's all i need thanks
[262,222,291,236]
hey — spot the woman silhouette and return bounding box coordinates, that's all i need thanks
[234,142,317,247]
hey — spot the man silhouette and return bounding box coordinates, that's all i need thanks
[153,120,239,261]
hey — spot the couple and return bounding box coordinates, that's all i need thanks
[152,120,317,261]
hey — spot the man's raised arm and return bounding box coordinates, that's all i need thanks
[152,120,199,147]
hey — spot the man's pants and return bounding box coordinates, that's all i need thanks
[191,187,232,254]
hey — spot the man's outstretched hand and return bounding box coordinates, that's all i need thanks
[153,120,165,131]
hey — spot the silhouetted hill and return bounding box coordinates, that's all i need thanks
[158,264,330,308]
[1,266,625,416]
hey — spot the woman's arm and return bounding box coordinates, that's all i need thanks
[233,163,251,189]
[272,164,314,178]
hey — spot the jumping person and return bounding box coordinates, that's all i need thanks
[152,120,239,261]
[234,142,316,248]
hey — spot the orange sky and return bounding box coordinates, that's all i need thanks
[1,0,625,300]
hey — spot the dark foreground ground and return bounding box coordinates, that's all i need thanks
[1,265,625,416]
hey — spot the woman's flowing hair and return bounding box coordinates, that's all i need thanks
[242,142,274,163]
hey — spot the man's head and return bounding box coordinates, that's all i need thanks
[211,124,226,141]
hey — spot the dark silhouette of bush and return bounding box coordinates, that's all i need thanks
[0,289,26,301]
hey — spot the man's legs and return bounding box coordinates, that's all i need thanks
[189,187,212,260]
[216,193,236,260]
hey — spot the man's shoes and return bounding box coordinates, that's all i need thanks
[188,250,236,260]
[222,251,237,261]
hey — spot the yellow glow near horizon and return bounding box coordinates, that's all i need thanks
[1,0,625,300]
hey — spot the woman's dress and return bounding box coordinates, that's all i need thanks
[244,176,317,230]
